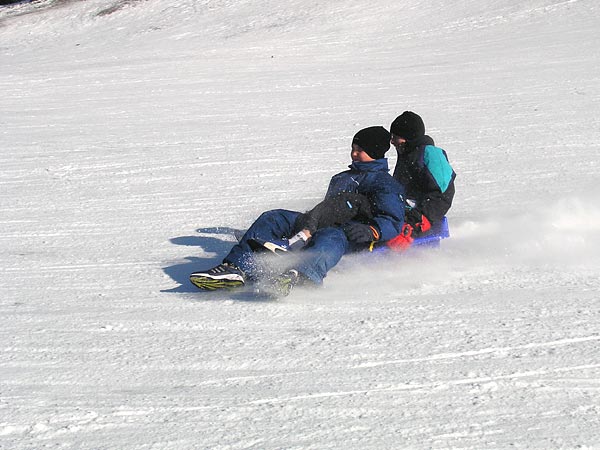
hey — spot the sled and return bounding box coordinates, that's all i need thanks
[411,216,450,249]
[371,216,450,253]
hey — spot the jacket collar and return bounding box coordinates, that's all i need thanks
[348,158,389,172]
[407,134,435,149]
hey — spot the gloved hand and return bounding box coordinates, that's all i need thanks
[386,223,414,251]
[343,222,380,243]
[405,209,431,236]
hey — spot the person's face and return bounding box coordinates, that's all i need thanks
[390,133,407,152]
[351,143,375,162]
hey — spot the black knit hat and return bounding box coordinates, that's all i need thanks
[352,126,390,160]
[390,111,425,142]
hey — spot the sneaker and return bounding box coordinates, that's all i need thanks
[189,262,245,291]
[270,269,300,297]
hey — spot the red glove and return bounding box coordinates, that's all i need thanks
[406,209,432,236]
[415,214,431,234]
[386,223,414,251]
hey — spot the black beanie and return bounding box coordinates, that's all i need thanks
[352,126,390,160]
[390,111,425,142]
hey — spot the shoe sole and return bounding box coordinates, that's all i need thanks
[262,241,288,254]
[189,275,244,291]
[256,276,296,298]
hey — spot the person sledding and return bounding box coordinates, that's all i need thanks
[386,111,456,251]
[189,126,405,296]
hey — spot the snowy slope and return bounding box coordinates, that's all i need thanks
[1,0,599,448]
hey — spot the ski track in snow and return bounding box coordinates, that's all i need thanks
[1,0,600,449]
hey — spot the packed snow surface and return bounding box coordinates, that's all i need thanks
[1,0,599,448]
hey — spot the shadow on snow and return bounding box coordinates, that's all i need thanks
[162,226,243,294]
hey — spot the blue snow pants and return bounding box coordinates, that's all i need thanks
[223,209,352,284]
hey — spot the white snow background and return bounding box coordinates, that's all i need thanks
[1,0,600,448]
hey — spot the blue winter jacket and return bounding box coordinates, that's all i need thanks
[325,159,405,241]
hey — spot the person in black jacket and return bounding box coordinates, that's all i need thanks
[387,111,456,250]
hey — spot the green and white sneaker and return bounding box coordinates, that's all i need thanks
[266,269,300,297]
[189,263,245,291]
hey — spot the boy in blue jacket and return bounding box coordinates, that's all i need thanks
[190,126,405,296]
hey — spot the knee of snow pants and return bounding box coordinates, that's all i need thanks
[295,226,349,285]
[224,209,300,276]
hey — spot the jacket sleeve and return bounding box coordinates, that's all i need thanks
[324,172,350,198]
[299,192,373,233]
[417,146,456,223]
[368,175,405,241]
